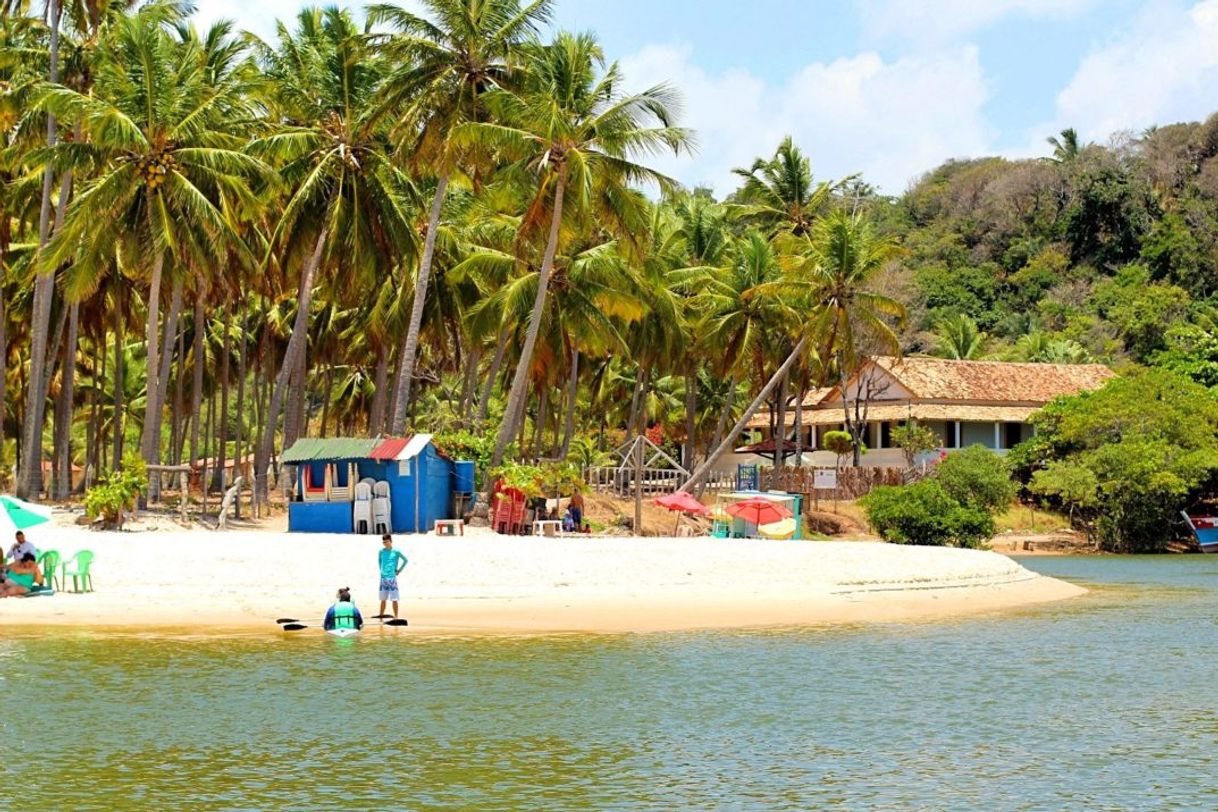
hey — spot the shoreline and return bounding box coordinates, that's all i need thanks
[1,526,1087,636]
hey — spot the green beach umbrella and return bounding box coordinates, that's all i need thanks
[0,495,53,536]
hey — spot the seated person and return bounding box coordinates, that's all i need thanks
[561,507,575,532]
[323,587,364,631]
[1,553,44,597]
[8,531,38,566]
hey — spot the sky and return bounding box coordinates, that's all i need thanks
[194,0,1218,194]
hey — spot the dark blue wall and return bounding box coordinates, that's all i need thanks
[287,445,455,534]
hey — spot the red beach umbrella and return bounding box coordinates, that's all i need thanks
[653,491,708,535]
[726,498,792,526]
[653,492,708,515]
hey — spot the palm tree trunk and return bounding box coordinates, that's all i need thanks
[477,327,509,423]
[491,172,566,471]
[0,257,7,467]
[112,303,124,467]
[560,348,579,458]
[774,369,788,470]
[87,332,101,484]
[679,336,808,494]
[172,322,185,465]
[627,373,643,438]
[138,250,166,474]
[793,378,804,468]
[710,371,737,455]
[17,0,62,500]
[234,291,249,518]
[189,291,205,469]
[533,385,548,460]
[684,368,697,471]
[149,275,182,500]
[52,302,79,499]
[319,365,334,439]
[369,350,389,434]
[390,173,449,434]
[459,343,481,417]
[212,299,232,492]
[255,229,326,505]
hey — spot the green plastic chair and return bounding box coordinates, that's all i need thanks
[35,550,61,591]
[61,550,95,593]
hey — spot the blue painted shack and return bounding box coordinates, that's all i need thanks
[281,435,455,534]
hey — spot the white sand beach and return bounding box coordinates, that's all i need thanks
[1,520,1086,634]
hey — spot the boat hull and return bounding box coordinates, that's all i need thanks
[1181,513,1218,553]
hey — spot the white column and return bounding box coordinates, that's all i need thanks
[993,422,1002,450]
[953,421,961,448]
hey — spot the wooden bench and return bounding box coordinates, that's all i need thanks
[434,519,465,536]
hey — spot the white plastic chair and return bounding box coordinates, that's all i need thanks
[352,481,374,534]
[372,480,392,534]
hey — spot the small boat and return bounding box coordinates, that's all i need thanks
[1180,512,1218,553]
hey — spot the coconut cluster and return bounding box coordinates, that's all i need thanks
[135,151,176,189]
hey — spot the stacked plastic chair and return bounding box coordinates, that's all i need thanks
[372,481,392,534]
[352,482,374,534]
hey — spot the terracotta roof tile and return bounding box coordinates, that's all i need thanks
[867,356,1115,404]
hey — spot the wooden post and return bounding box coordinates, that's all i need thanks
[634,438,643,536]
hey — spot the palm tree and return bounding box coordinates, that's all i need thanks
[934,313,987,360]
[681,210,904,489]
[453,31,691,471]
[38,7,265,483]
[731,136,848,237]
[16,0,64,498]
[1047,127,1082,163]
[250,7,418,505]
[369,0,553,434]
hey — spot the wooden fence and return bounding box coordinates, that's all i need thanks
[761,466,913,501]
[583,466,742,495]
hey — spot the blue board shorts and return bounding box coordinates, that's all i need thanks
[379,577,400,601]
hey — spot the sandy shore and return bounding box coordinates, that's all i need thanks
[1,524,1085,635]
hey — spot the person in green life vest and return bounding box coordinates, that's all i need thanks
[378,534,408,618]
[323,587,363,631]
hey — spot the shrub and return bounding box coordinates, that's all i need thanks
[83,456,148,530]
[934,445,1017,513]
[862,480,993,548]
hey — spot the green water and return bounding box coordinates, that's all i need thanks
[4,557,1218,810]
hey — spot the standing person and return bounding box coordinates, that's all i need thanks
[569,489,585,531]
[377,534,408,619]
[7,531,38,565]
[323,587,364,632]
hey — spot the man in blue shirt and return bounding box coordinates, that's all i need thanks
[378,534,408,619]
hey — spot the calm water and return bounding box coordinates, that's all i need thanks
[4,556,1218,810]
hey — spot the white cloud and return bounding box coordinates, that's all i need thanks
[620,44,993,195]
[1043,0,1218,144]
[857,0,1097,46]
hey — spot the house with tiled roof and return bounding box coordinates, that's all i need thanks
[736,356,1116,468]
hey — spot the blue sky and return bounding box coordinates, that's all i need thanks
[197,0,1218,193]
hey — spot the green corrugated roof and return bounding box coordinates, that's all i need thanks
[281,437,379,463]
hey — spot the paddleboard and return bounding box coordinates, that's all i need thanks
[326,627,361,638]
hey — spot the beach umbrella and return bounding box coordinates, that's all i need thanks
[653,492,708,535]
[0,495,53,536]
[726,498,792,527]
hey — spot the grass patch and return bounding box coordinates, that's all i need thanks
[994,502,1072,534]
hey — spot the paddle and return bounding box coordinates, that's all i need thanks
[277,614,396,624]
[277,618,409,631]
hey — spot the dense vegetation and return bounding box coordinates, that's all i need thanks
[0,0,909,509]
[6,2,1218,548]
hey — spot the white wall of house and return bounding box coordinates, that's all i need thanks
[712,419,1036,472]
